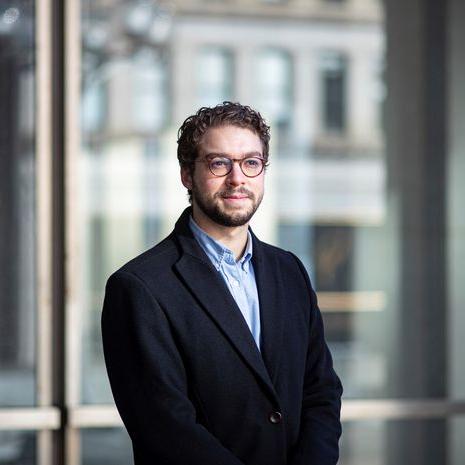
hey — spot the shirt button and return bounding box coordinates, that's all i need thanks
[268,411,282,424]
[231,279,239,287]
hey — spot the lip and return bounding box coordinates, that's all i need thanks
[222,196,250,205]
[223,195,249,200]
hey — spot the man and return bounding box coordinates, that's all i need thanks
[102,102,342,465]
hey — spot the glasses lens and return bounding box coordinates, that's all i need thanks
[209,157,231,176]
[242,157,263,176]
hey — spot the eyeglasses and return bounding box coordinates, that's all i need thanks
[197,156,267,178]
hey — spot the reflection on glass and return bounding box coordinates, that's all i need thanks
[80,0,175,404]
[81,428,133,465]
[79,0,462,428]
[340,420,384,465]
[80,0,388,406]
[450,417,465,465]
[448,0,465,405]
[131,49,168,132]
[76,1,465,463]
[196,47,234,107]
[255,48,293,125]
[0,431,35,465]
[0,1,36,407]
[255,48,293,156]
[340,419,458,465]
[320,52,347,133]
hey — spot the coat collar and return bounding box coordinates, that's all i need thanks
[172,207,284,400]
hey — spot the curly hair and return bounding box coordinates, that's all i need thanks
[177,101,271,171]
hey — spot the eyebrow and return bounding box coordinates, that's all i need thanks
[204,151,263,159]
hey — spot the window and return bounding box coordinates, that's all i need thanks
[255,48,293,126]
[132,48,169,132]
[0,0,36,409]
[320,52,347,132]
[196,47,234,106]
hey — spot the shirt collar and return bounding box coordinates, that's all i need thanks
[189,215,253,271]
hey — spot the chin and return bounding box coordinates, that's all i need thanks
[192,190,262,228]
[209,207,255,228]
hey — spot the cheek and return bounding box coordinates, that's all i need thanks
[206,181,225,196]
[253,176,265,192]
[193,173,223,194]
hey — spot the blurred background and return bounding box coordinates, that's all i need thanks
[1,0,464,463]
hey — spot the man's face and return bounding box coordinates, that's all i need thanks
[181,125,265,228]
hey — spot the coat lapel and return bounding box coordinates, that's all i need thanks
[173,209,278,400]
[251,231,284,385]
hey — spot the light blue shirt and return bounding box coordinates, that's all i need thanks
[189,216,261,350]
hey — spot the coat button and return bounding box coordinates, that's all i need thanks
[268,411,282,424]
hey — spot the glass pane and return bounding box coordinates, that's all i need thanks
[450,417,465,465]
[0,431,36,465]
[341,418,465,465]
[81,428,133,465]
[79,420,465,465]
[196,47,234,107]
[255,48,292,125]
[78,0,465,415]
[320,52,347,133]
[448,0,465,403]
[80,0,174,404]
[340,420,384,465]
[79,0,386,404]
[254,48,293,155]
[0,1,36,406]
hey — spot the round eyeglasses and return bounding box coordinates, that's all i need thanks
[198,156,267,178]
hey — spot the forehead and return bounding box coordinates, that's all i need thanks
[198,125,263,156]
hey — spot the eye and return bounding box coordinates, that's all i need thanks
[210,157,230,169]
[243,158,261,168]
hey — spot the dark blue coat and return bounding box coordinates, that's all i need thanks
[102,207,342,465]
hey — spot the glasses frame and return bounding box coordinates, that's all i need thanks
[196,155,267,178]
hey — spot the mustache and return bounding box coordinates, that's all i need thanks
[218,188,254,199]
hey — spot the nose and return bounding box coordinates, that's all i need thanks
[225,161,246,187]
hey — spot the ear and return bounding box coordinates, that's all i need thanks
[180,166,193,190]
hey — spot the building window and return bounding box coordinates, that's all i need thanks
[320,52,347,133]
[196,46,234,106]
[81,72,108,133]
[255,48,293,156]
[373,56,387,134]
[255,48,293,125]
[132,48,169,132]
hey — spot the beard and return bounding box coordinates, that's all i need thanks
[191,181,263,227]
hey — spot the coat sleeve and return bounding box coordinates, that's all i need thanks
[288,255,343,465]
[101,270,245,465]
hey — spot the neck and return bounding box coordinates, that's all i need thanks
[191,206,249,260]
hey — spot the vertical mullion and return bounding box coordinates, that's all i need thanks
[37,0,53,410]
[65,0,83,463]
[36,0,55,463]
[38,431,53,465]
